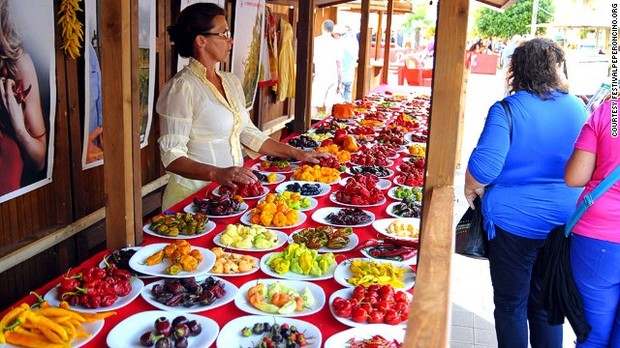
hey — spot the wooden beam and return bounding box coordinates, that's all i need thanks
[374,11,383,61]
[294,0,315,134]
[422,0,469,218]
[404,186,455,347]
[0,209,104,273]
[100,1,142,249]
[381,0,394,84]
[355,0,370,100]
[261,115,296,136]
[0,174,170,273]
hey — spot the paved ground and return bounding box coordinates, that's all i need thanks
[448,72,578,347]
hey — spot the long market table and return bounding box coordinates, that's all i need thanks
[1,99,427,347]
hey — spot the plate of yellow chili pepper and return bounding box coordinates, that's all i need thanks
[0,302,106,348]
[128,242,216,278]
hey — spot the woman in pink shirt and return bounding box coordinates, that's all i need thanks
[565,99,620,347]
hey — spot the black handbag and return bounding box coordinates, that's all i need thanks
[454,196,487,259]
[455,99,511,259]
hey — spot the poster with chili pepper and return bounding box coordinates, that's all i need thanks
[0,0,56,203]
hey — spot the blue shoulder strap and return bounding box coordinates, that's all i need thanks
[565,164,620,236]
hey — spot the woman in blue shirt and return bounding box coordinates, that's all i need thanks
[464,38,586,348]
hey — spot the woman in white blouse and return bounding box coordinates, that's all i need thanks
[156,3,327,210]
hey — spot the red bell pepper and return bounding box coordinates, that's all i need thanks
[334,129,348,144]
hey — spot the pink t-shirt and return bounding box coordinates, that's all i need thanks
[572,100,620,242]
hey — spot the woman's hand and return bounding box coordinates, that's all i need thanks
[464,168,485,209]
[464,186,485,209]
[294,149,333,164]
[211,166,257,189]
[0,77,27,132]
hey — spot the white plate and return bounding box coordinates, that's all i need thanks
[106,310,218,348]
[212,230,288,252]
[140,276,238,313]
[259,252,337,281]
[259,155,301,164]
[234,278,326,317]
[256,195,319,212]
[385,201,422,219]
[128,244,216,278]
[328,192,387,208]
[216,315,321,348]
[183,202,249,218]
[251,162,299,173]
[350,158,394,167]
[275,181,331,197]
[392,175,422,188]
[99,247,157,279]
[324,324,406,348]
[346,166,394,178]
[142,220,216,240]
[212,185,269,200]
[209,252,260,277]
[2,319,103,348]
[377,178,392,190]
[288,228,359,253]
[333,258,416,290]
[5,319,104,348]
[255,172,286,185]
[328,288,412,327]
[338,177,391,190]
[311,207,376,228]
[387,186,409,200]
[372,217,421,241]
[400,142,427,156]
[44,278,144,313]
[239,210,307,230]
[359,247,418,266]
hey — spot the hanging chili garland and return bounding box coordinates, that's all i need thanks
[57,0,84,59]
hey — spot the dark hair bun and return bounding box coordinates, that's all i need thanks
[167,3,226,58]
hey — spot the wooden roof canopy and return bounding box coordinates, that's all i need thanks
[315,0,517,11]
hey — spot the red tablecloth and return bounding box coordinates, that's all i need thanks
[2,136,417,347]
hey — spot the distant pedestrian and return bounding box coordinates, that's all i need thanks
[311,19,342,118]
[333,25,358,103]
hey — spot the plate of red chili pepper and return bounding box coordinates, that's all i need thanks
[44,272,144,312]
[324,324,405,348]
[329,286,412,327]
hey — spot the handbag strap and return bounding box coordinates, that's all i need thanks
[565,164,620,236]
[499,100,513,142]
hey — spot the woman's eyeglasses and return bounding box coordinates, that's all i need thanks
[200,30,232,39]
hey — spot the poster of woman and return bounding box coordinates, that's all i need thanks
[232,0,265,110]
[0,0,56,203]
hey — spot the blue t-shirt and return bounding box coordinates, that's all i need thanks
[468,91,587,239]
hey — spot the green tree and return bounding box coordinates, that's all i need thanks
[474,0,554,38]
[400,5,432,49]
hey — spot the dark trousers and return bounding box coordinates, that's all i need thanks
[488,226,563,348]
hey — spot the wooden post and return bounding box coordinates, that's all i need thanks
[355,0,370,100]
[381,0,394,84]
[375,11,383,61]
[407,0,471,344]
[99,0,142,248]
[422,0,469,214]
[294,0,315,134]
